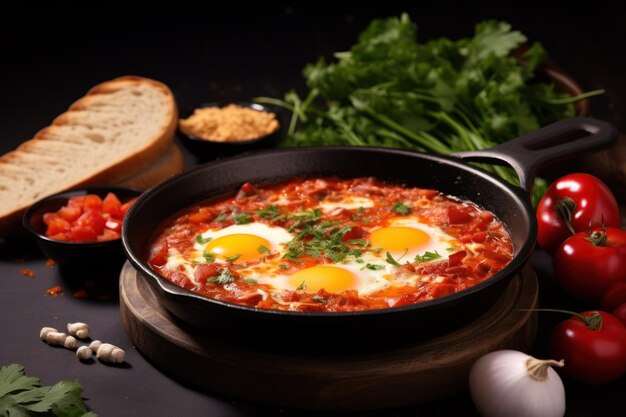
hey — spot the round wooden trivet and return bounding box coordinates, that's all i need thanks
[119,262,538,411]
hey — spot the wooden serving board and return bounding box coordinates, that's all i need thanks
[119,262,538,411]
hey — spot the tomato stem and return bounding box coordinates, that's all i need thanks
[555,197,577,235]
[585,221,607,247]
[520,308,603,330]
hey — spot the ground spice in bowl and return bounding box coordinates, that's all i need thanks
[179,103,279,142]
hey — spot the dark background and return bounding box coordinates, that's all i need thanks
[1,2,626,416]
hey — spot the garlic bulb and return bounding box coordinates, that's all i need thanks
[469,350,565,417]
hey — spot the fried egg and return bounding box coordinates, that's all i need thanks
[368,217,460,261]
[192,223,293,264]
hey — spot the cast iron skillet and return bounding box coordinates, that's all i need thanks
[122,117,616,351]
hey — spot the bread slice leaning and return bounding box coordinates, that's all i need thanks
[0,75,178,235]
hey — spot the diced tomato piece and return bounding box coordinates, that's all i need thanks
[83,194,103,210]
[102,192,122,217]
[481,249,510,265]
[57,204,82,222]
[342,226,365,242]
[97,229,120,241]
[447,206,473,224]
[120,197,138,216]
[44,214,71,235]
[69,224,98,242]
[148,240,169,267]
[67,195,86,207]
[471,231,487,243]
[448,250,467,266]
[49,232,69,241]
[236,292,264,305]
[105,219,122,232]
[75,209,106,235]
[194,263,220,284]
[188,212,211,223]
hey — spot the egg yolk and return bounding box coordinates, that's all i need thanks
[204,234,271,262]
[369,226,430,254]
[288,265,357,293]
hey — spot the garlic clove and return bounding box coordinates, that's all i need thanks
[39,327,57,340]
[76,345,93,361]
[89,340,102,353]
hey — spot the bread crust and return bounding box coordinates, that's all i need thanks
[0,76,178,236]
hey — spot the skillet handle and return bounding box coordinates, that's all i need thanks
[452,117,618,194]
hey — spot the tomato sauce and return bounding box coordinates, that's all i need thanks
[148,177,513,312]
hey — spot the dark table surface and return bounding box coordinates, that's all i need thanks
[2,3,626,416]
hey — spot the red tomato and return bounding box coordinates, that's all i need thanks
[612,304,626,327]
[83,194,103,210]
[447,206,472,224]
[601,282,626,312]
[554,227,626,302]
[536,173,620,255]
[550,310,626,385]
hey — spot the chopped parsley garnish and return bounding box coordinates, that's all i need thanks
[256,205,283,221]
[385,249,408,266]
[283,223,366,263]
[296,281,307,290]
[392,202,411,215]
[446,247,457,252]
[278,264,289,270]
[202,251,216,263]
[195,234,213,245]
[209,269,235,285]
[414,251,442,263]
[257,245,270,254]
[213,214,227,222]
[312,295,328,303]
[225,253,241,263]
[233,212,252,225]
[243,278,258,284]
[362,263,385,271]
[347,239,369,247]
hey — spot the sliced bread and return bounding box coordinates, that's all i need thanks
[0,75,178,235]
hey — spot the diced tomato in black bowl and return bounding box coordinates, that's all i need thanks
[22,186,141,268]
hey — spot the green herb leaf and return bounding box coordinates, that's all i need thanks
[210,269,235,285]
[385,251,402,267]
[392,202,411,215]
[195,234,212,245]
[347,239,369,247]
[296,281,307,290]
[312,295,328,303]
[446,247,456,252]
[279,263,289,270]
[225,254,241,263]
[362,263,385,271]
[257,245,270,254]
[256,205,283,221]
[414,251,442,263]
[202,251,216,263]
[233,212,252,225]
[0,364,95,416]
[244,278,258,284]
[213,214,227,222]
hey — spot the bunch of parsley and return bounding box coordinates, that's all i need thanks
[258,14,601,205]
[0,364,96,417]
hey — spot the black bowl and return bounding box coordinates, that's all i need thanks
[23,186,142,269]
[178,102,283,160]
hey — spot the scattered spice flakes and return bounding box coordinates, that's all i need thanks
[45,286,63,297]
[45,259,56,268]
[20,268,35,278]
